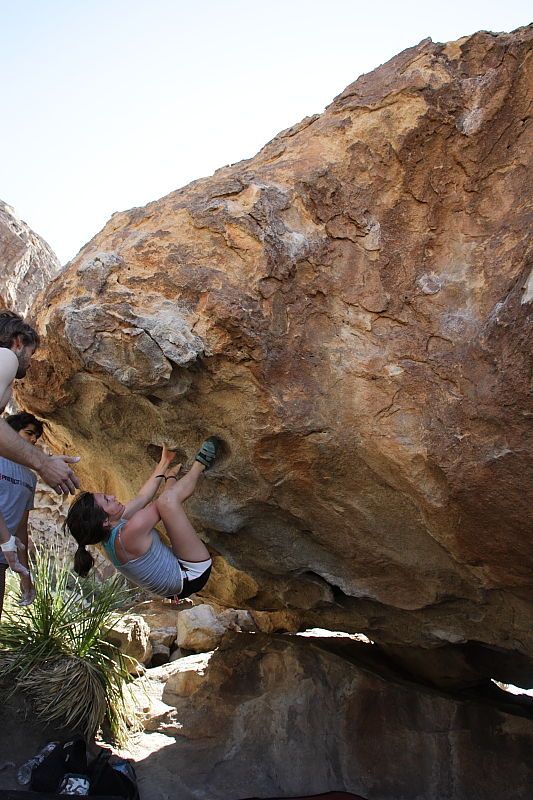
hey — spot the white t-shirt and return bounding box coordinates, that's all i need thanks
[0,348,18,412]
[0,346,29,566]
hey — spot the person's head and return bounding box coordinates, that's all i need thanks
[0,310,40,378]
[64,491,124,576]
[5,411,44,444]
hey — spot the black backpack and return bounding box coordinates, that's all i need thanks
[28,737,139,799]
[30,736,87,793]
[88,748,140,800]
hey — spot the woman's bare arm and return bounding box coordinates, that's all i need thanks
[118,503,161,557]
[123,446,176,519]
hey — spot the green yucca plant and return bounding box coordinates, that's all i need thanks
[0,541,139,743]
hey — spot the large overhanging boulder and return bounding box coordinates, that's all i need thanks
[17,27,533,686]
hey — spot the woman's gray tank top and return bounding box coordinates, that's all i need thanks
[104,520,184,597]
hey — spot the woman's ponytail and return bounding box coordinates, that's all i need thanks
[73,544,95,577]
[64,492,108,577]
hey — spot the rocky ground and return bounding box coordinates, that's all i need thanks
[2,598,532,800]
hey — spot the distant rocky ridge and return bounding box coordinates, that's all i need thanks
[0,201,61,316]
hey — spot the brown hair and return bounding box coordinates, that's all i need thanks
[64,492,108,577]
[0,309,40,350]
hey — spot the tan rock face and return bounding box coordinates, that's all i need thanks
[177,604,226,652]
[17,28,533,682]
[0,200,61,316]
[106,613,152,670]
[127,633,533,800]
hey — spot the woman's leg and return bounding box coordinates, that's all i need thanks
[155,461,210,562]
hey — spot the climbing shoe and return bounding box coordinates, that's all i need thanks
[194,437,221,470]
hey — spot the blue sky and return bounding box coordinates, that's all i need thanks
[1,0,530,263]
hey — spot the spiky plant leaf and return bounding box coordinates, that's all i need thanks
[0,542,139,743]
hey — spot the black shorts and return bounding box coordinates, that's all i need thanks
[170,564,212,600]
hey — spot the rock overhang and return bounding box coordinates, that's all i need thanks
[15,25,533,689]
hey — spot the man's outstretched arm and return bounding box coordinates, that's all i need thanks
[0,418,80,495]
[0,418,80,494]
[0,348,80,494]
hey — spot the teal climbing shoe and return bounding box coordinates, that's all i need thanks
[194,437,221,470]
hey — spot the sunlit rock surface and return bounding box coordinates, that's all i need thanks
[127,633,533,800]
[107,612,153,669]
[0,200,61,316]
[17,26,533,687]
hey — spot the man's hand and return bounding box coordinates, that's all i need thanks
[38,454,81,495]
[2,537,30,577]
[19,573,35,606]
[2,536,35,604]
